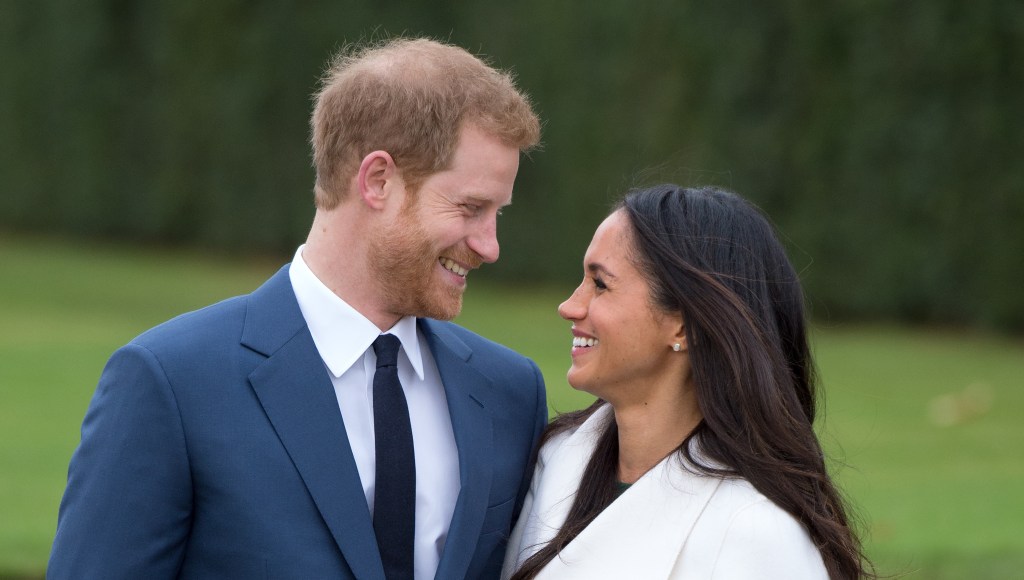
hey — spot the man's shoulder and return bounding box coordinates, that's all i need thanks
[420,319,546,393]
[130,293,250,353]
[129,265,293,354]
[420,318,533,366]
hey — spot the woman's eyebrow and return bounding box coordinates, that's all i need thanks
[586,262,617,279]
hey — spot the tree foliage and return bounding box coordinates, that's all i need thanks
[2,0,1022,330]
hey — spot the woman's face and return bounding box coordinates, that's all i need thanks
[557,211,684,402]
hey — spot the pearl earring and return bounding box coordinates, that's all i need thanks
[672,343,682,352]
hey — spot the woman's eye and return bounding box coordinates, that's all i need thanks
[593,277,607,290]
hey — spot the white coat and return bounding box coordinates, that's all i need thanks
[501,404,828,579]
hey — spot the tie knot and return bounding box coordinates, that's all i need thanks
[372,334,402,369]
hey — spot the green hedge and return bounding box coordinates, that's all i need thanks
[2,0,1022,331]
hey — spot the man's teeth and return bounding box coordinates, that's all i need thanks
[573,337,599,348]
[440,258,468,277]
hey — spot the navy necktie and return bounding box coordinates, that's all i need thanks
[371,334,416,580]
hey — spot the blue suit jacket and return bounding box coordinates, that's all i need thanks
[48,266,547,579]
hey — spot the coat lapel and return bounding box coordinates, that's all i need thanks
[421,320,495,580]
[521,405,724,580]
[243,267,385,580]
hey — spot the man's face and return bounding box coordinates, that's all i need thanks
[369,124,521,321]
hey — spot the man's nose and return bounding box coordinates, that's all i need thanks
[469,216,500,263]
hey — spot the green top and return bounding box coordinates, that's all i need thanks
[615,480,633,498]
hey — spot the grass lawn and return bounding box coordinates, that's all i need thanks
[2,235,1022,578]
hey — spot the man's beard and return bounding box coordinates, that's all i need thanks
[369,213,474,321]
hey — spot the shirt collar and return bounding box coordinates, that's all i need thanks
[288,245,425,380]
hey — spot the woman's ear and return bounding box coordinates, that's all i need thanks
[356,150,398,210]
[668,313,687,353]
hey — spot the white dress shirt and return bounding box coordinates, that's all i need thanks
[289,246,461,580]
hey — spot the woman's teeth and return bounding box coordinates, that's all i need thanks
[440,258,468,277]
[573,337,599,348]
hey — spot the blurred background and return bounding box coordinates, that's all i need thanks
[1,1,1022,578]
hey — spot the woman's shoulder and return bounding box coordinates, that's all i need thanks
[710,476,772,508]
[702,477,809,541]
[691,477,828,578]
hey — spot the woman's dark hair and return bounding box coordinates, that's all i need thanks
[511,185,873,579]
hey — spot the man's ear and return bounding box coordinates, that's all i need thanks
[356,150,399,210]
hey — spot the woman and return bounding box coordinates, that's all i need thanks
[502,185,873,579]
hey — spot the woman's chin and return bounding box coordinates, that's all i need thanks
[566,370,583,390]
[566,371,598,396]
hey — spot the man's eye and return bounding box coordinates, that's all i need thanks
[594,277,607,290]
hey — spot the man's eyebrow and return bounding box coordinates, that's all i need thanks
[586,262,617,279]
[462,195,511,208]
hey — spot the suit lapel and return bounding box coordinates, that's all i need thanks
[421,320,495,580]
[243,267,385,580]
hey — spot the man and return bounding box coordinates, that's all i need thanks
[48,38,546,580]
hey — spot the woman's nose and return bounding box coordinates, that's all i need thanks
[558,285,586,321]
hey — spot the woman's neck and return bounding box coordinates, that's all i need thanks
[612,385,702,484]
